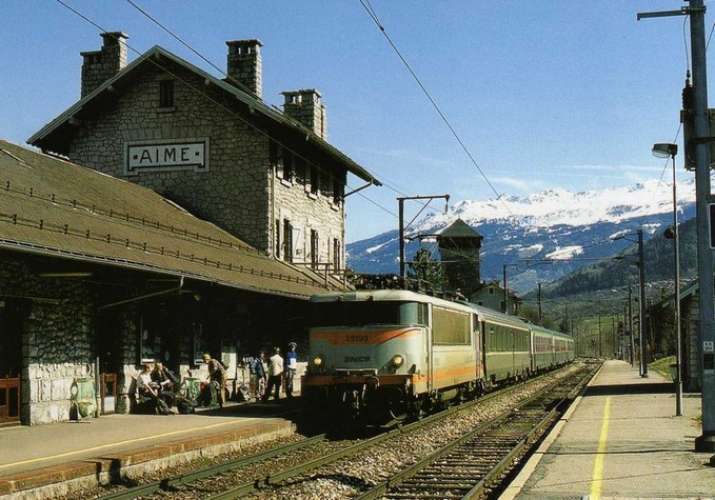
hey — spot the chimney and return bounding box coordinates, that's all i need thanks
[80,32,128,98]
[282,89,328,140]
[225,39,262,98]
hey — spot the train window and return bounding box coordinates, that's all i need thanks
[432,307,470,345]
[310,301,428,327]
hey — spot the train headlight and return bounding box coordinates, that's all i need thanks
[390,354,404,368]
[312,355,323,367]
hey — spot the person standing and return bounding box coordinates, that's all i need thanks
[251,351,267,401]
[264,347,284,401]
[284,342,298,398]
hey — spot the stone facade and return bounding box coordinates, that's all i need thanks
[62,36,346,268]
[0,255,96,425]
[67,60,274,254]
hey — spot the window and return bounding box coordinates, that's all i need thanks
[283,219,293,263]
[321,171,332,199]
[332,176,342,205]
[333,238,341,270]
[489,287,494,295]
[275,219,281,258]
[159,80,174,108]
[310,229,319,269]
[311,301,428,327]
[295,156,306,184]
[432,306,471,345]
[310,165,319,194]
[271,143,294,182]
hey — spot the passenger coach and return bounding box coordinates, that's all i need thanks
[302,290,574,424]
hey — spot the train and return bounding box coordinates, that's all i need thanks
[302,289,575,424]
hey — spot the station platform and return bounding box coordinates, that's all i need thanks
[503,360,715,499]
[0,400,298,498]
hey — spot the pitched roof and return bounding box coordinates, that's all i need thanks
[438,218,483,239]
[0,140,346,299]
[27,45,380,186]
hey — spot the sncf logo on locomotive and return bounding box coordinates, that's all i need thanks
[344,356,370,362]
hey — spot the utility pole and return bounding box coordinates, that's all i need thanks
[503,264,508,314]
[673,146,684,416]
[638,228,648,377]
[598,312,602,358]
[537,282,543,323]
[612,315,616,359]
[628,286,635,366]
[638,0,715,453]
[397,194,450,287]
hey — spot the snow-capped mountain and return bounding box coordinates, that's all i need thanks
[347,179,696,293]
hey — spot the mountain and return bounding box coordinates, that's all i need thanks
[347,180,696,293]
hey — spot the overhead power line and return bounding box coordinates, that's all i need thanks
[357,0,511,215]
[54,0,399,220]
[124,0,432,219]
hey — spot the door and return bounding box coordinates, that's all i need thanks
[0,300,23,423]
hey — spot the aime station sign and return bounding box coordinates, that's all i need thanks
[124,138,209,174]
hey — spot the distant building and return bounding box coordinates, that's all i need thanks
[647,280,703,391]
[437,218,483,297]
[29,33,380,275]
[470,280,521,315]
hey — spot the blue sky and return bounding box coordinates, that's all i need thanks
[0,1,707,241]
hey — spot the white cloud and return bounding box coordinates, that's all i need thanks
[492,176,545,192]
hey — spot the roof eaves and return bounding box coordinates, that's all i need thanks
[0,238,315,301]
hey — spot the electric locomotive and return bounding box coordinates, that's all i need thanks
[302,289,574,425]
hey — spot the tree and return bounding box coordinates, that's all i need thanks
[408,248,445,291]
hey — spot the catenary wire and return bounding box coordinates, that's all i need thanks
[54,0,398,221]
[124,0,437,220]
[357,0,512,216]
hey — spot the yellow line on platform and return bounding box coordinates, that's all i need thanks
[590,397,611,499]
[0,418,257,471]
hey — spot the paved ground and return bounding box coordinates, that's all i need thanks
[509,360,715,499]
[0,400,296,477]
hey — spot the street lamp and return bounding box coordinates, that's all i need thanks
[653,142,683,417]
[612,229,648,377]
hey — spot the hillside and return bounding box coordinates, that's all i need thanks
[347,180,696,293]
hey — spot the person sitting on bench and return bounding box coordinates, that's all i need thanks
[200,353,227,407]
[151,362,179,407]
[137,363,172,415]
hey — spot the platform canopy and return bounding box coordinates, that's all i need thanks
[0,140,345,299]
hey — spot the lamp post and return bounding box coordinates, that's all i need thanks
[653,143,683,417]
[612,229,648,377]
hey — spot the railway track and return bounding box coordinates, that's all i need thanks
[97,363,594,500]
[354,363,595,500]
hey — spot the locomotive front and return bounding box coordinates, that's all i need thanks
[302,291,429,424]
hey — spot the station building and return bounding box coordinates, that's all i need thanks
[1,33,379,426]
[0,141,349,425]
[28,32,380,270]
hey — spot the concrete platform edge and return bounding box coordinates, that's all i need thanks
[0,421,296,500]
[498,360,605,500]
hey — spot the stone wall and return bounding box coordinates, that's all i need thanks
[0,255,97,425]
[272,166,345,270]
[64,56,347,265]
[67,60,273,254]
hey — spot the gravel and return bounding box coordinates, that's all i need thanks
[62,362,590,500]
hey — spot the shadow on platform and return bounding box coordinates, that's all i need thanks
[584,382,674,396]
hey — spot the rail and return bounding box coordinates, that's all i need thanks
[205,365,583,500]
[354,363,597,500]
[98,364,585,500]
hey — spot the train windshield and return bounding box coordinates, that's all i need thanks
[311,300,428,327]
